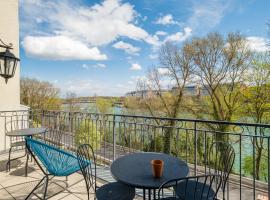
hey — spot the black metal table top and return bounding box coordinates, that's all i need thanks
[110,152,189,189]
[6,127,47,137]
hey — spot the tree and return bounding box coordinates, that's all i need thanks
[20,77,61,110]
[185,33,252,138]
[241,53,270,180]
[96,98,112,114]
[75,121,101,150]
[65,92,80,112]
[135,42,195,153]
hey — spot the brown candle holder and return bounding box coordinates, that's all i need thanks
[151,159,164,178]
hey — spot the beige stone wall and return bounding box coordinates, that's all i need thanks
[0,0,20,151]
[0,0,20,110]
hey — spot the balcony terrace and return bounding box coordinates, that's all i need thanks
[0,150,144,200]
[0,110,269,200]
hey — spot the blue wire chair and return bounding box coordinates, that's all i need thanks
[77,144,135,200]
[25,137,81,199]
[158,174,222,200]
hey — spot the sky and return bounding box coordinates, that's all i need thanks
[19,0,270,97]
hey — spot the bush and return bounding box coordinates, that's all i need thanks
[75,121,101,150]
[147,135,163,152]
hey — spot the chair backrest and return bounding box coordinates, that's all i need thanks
[5,119,30,133]
[43,128,64,148]
[77,144,96,194]
[5,118,30,145]
[208,142,235,191]
[26,137,80,176]
[158,174,222,200]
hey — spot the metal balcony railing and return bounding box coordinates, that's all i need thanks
[0,109,270,200]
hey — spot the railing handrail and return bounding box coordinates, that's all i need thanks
[0,109,29,113]
[1,108,270,199]
[37,109,270,128]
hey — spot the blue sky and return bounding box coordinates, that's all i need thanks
[19,0,270,97]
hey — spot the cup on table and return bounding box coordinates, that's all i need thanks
[151,159,164,178]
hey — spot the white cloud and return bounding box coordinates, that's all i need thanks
[246,37,269,52]
[60,80,107,96]
[113,41,141,55]
[131,75,148,83]
[157,68,169,75]
[22,35,107,60]
[59,79,133,96]
[97,63,106,68]
[82,63,106,69]
[155,14,177,25]
[130,63,142,71]
[82,64,89,69]
[142,16,148,21]
[145,35,161,47]
[155,31,167,36]
[149,54,158,60]
[164,27,192,43]
[188,0,232,31]
[20,0,160,60]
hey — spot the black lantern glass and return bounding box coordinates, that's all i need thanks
[0,39,20,83]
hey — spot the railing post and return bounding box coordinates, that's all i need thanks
[112,115,116,161]
[194,121,197,176]
[68,112,72,132]
[41,110,45,127]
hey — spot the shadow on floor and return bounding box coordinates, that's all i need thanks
[0,160,22,172]
[9,166,35,177]
[3,179,69,200]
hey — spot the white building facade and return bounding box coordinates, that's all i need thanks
[0,0,22,151]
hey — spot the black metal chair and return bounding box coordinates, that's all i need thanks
[77,144,135,200]
[42,127,64,148]
[207,142,235,199]
[167,142,235,200]
[5,118,30,172]
[158,174,222,200]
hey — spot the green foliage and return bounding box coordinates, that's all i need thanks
[75,121,101,150]
[147,135,163,152]
[21,77,61,110]
[243,155,268,182]
[96,98,112,114]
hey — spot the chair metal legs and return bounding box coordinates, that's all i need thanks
[43,175,49,200]
[25,151,29,177]
[25,176,46,200]
[6,147,12,172]
[24,175,50,200]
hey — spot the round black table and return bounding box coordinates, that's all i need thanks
[110,152,189,200]
[6,127,47,176]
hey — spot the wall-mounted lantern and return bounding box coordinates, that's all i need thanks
[0,39,20,83]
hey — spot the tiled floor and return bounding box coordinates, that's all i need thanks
[0,151,141,200]
[0,150,268,200]
[0,151,92,199]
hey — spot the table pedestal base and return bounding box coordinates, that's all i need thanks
[143,188,157,200]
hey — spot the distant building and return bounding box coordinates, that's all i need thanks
[172,85,208,97]
[126,85,208,99]
[126,89,170,98]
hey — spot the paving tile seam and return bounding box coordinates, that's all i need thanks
[0,183,16,200]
